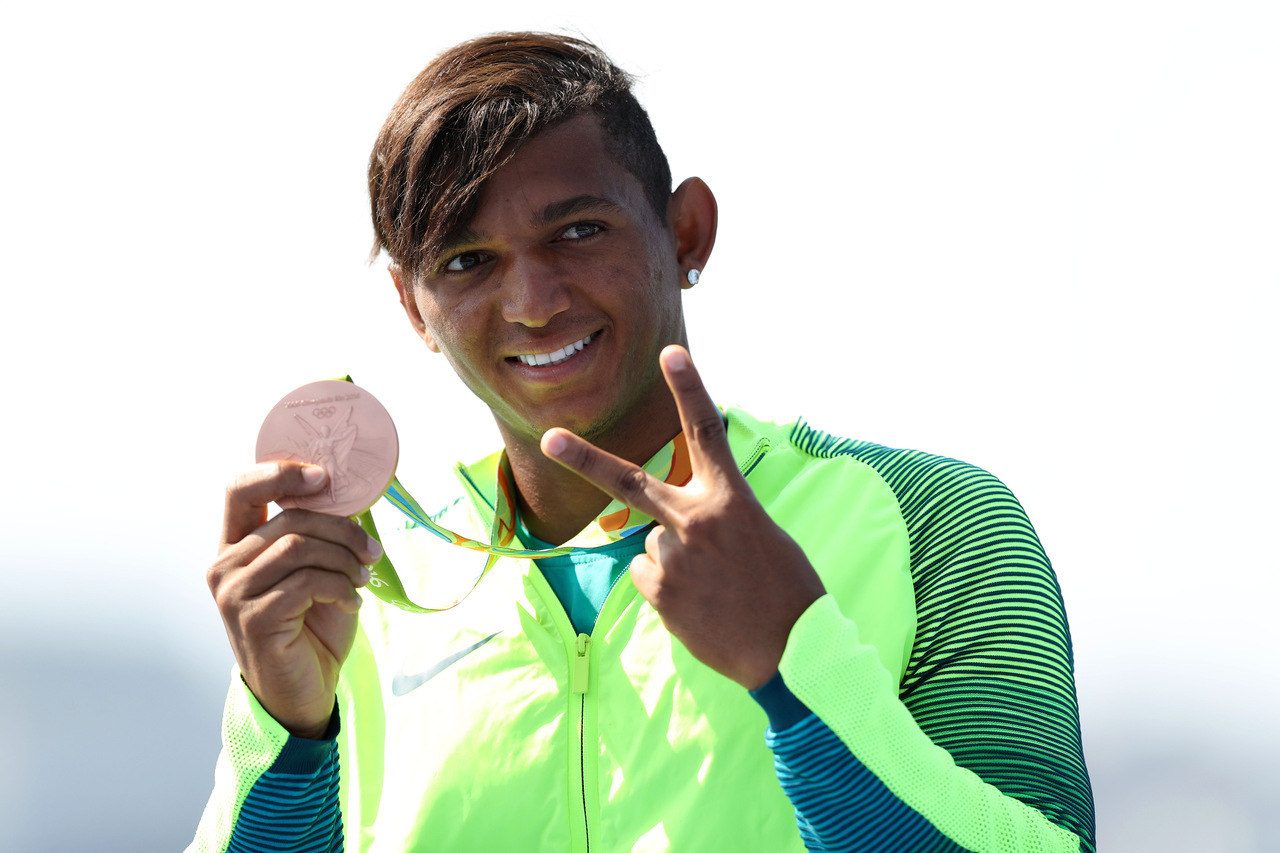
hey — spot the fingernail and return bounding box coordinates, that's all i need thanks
[301,466,326,486]
[543,431,567,457]
[666,348,689,371]
[360,565,372,583]
[365,536,382,562]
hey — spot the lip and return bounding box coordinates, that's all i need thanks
[506,331,597,366]
[504,329,605,383]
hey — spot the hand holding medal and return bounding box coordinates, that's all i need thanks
[255,382,584,615]
[205,380,392,739]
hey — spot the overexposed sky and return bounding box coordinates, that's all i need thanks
[2,2,1277,849]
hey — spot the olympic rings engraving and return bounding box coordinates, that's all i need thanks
[313,406,336,418]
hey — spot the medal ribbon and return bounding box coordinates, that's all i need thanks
[355,433,692,613]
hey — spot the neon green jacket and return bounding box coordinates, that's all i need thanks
[190,409,1093,851]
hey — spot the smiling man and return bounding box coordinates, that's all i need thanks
[190,32,1095,852]
[386,111,704,547]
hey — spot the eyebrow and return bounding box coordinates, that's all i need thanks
[537,194,624,226]
[438,194,625,259]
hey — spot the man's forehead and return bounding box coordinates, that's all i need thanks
[489,119,625,198]
[430,114,651,261]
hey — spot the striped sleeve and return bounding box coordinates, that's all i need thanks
[226,722,344,853]
[186,678,345,853]
[772,425,1094,852]
[768,712,966,851]
[752,674,965,851]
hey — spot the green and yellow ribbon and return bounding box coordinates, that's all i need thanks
[355,434,692,613]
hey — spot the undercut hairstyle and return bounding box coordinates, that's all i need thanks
[368,32,673,280]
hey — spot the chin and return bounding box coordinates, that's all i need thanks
[546,406,621,443]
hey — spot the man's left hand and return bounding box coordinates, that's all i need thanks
[542,345,827,690]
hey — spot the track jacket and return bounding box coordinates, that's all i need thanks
[188,409,1094,851]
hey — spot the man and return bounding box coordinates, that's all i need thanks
[191,32,1095,852]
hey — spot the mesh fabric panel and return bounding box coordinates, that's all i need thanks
[186,675,291,853]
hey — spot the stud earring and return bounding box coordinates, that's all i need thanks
[686,268,701,286]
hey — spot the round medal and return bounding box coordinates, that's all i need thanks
[255,380,399,517]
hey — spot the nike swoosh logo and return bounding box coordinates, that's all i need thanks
[392,631,502,697]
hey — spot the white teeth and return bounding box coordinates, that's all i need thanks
[516,333,594,367]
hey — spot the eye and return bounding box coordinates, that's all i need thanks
[557,222,602,241]
[444,251,487,272]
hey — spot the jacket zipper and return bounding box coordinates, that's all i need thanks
[538,434,767,852]
[573,632,591,852]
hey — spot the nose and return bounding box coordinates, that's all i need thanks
[500,255,571,327]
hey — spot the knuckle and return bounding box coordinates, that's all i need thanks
[225,471,253,501]
[296,567,347,601]
[239,598,272,634]
[276,532,309,560]
[618,466,649,498]
[278,565,313,588]
[689,414,726,445]
[681,511,712,539]
[207,552,242,595]
[569,443,598,476]
[277,508,310,529]
[658,543,687,575]
[226,463,282,506]
[647,574,674,609]
[212,580,240,616]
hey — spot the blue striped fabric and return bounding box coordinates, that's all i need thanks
[227,736,343,853]
[788,422,1093,850]
[768,713,967,852]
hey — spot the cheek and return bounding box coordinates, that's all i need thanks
[416,303,443,352]
[613,251,668,300]
[435,342,499,407]
[640,257,682,321]
[418,292,473,352]
[424,305,496,383]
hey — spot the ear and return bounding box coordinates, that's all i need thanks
[668,177,718,289]
[389,264,439,352]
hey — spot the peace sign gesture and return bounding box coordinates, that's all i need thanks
[542,346,827,689]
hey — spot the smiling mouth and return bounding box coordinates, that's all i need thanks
[511,332,597,367]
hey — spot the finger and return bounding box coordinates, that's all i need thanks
[659,346,737,477]
[541,428,674,524]
[645,523,664,556]
[628,551,659,606]
[246,568,364,627]
[210,510,380,608]
[223,461,330,547]
[251,509,382,567]
[237,532,372,600]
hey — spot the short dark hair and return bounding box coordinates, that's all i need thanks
[368,32,673,280]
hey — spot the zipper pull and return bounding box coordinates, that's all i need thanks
[572,633,591,694]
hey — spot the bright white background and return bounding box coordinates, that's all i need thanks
[1,2,1276,850]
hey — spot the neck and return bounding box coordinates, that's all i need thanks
[499,401,681,546]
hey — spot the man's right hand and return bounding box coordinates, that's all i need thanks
[207,462,381,739]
